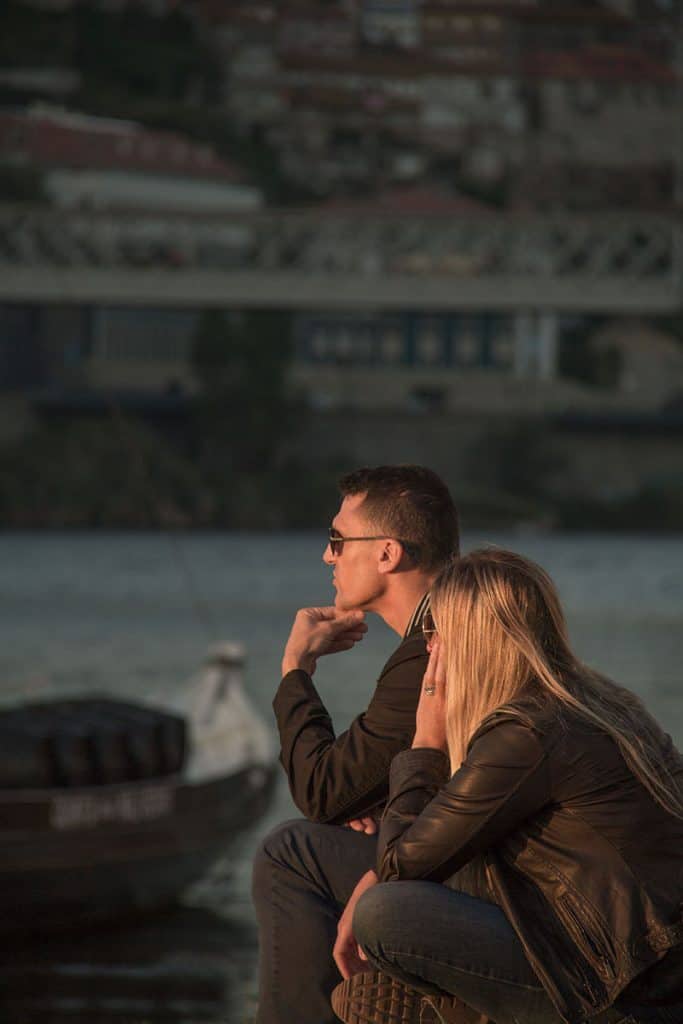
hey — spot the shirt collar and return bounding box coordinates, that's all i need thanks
[404,592,430,640]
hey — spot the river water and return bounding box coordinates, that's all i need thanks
[0,530,682,1023]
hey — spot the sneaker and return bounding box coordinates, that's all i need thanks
[331,970,492,1024]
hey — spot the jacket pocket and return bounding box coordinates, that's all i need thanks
[557,890,618,984]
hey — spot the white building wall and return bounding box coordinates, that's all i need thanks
[46,169,263,214]
[540,81,676,166]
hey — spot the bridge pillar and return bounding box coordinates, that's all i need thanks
[513,311,558,380]
[513,312,535,378]
[537,312,558,380]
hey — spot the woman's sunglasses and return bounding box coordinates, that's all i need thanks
[422,608,438,646]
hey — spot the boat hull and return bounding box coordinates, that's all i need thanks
[0,763,277,934]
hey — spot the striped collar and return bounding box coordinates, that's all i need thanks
[404,592,430,639]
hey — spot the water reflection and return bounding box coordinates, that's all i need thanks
[0,901,257,1024]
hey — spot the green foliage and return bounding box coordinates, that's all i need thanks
[653,315,683,347]
[0,418,213,528]
[0,2,308,204]
[73,4,210,104]
[0,164,46,203]
[0,2,215,105]
[0,313,352,529]
[190,309,328,525]
[465,420,565,505]
[191,309,298,473]
[556,477,683,532]
[0,2,74,67]
[559,326,622,389]
[122,108,315,205]
[454,170,510,209]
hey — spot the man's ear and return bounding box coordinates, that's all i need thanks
[377,539,404,575]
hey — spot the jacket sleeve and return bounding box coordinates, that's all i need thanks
[377,718,551,883]
[272,635,428,824]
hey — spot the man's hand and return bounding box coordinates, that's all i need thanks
[344,816,378,835]
[333,869,378,980]
[281,606,367,677]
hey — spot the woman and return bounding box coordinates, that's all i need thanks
[331,549,683,1024]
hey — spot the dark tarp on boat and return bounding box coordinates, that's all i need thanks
[0,698,187,788]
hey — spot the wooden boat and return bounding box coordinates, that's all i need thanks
[0,644,277,935]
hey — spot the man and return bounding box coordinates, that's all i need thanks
[252,465,460,1024]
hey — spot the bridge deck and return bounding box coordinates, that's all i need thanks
[0,207,680,313]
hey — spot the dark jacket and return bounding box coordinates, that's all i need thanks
[377,699,683,1024]
[273,627,428,824]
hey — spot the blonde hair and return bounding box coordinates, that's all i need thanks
[431,548,683,820]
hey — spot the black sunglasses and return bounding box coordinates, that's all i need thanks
[328,526,391,557]
[328,526,421,561]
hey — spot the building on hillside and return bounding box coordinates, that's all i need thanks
[358,0,421,50]
[181,0,678,203]
[277,5,356,59]
[2,300,680,424]
[519,45,678,206]
[0,106,262,214]
[590,319,683,407]
[0,68,81,101]
[0,310,199,397]
[191,2,282,136]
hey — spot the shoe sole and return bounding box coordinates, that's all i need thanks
[331,971,424,1024]
[331,970,492,1024]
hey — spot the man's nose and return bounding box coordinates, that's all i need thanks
[323,544,335,565]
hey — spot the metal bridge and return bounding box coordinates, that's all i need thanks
[0,205,680,315]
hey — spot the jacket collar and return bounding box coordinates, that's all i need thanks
[404,592,430,639]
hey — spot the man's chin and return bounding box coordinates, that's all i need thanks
[334,593,366,614]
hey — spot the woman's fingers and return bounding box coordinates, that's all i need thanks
[433,637,446,687]
[421,637,445,691]
[421,640,439,688]
[413,638,448,751]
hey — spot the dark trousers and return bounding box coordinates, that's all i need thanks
[252,818,377,1024]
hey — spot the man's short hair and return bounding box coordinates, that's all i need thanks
[338,465,460,573]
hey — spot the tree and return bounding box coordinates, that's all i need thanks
[191,310,304,524]
[559,324,622,389]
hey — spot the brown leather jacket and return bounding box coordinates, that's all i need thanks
[273,627,428,823]
[377,699,683,1024]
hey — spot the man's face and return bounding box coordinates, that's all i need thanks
[323,493,385,611]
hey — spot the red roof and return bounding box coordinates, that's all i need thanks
[0,108,244,181]
[525,46,677,84]
[193,1,275,27]
[278,4,352,22]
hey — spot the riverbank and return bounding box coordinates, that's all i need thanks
[1,409,681,532]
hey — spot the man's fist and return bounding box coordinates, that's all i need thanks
[281,606,367,677]
[345,816,378,835]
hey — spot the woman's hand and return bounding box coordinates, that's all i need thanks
[333,868,378,980]
[412,637,448,753]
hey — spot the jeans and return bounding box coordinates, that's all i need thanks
[251,820,679,1024]
[252,818,377,1024]
[353,881,680,1024]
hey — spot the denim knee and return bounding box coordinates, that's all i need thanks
[353,882,403,958]
[251,817,307,907]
